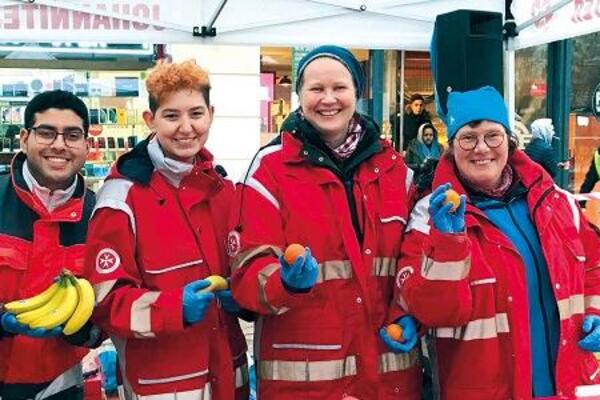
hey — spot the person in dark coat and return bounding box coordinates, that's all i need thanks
[402,93,431,151]
[579,146,600,208]
[524,118,558,178]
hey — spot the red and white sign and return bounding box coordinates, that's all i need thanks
[513,0,600,49]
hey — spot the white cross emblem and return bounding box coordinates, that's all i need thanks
[96,248,121,274]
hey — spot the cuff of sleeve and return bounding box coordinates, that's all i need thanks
[429,229,470,262]
[386,302,406,326]
[154,289,185,334]
[263,268,299,310]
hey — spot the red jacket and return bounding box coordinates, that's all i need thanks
[84,140,247,399]
[399,151,600,400]
[230,127,421,400]
[0,153,94,393]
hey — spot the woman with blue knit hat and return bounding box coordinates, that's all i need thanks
[230,45,422,399]
[396,85,600,399]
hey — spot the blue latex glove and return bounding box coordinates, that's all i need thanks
[578,315,600,352]
[279,247,319,291]
[429,183,466,234]
[216,289,241,314]
[0,313,62,338]
[182,280,215,325]
[379,315,419,353]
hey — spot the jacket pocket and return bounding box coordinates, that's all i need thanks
[141,256,205,290]
[0,244,28,302]
[377,200,408,258]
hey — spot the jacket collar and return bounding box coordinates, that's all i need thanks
[10,152,87,221]
[110,135,216,186]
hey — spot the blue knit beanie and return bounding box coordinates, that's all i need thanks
[295,45,364,98]
[446,86,511,140]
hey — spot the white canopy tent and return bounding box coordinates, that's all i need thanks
[0,0,504,50]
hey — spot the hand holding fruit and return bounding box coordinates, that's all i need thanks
[2,270,95,337]
[182,280,215,325]
[379,315,419,353]
[429,183,466,234]
[279,244,318,292]
[578,315,600,352]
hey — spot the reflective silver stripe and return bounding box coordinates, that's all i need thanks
[585,295,600,310]
[146,259,203,274]
[421,256,471,281]
[93,178,136,236]
[138,369,209,385]
[406,195,431,234]
[257,263,289,315]
[406,168,414,193]
[231,245,281,273]
[272,343,342,350]
[235,365,249,389]
[35,364,82,399]
[132,385,211,400]
[557,294,584,320]
[434,313,510,341]
[555,185,581,232]
[379,348,420,374]
[372,257,397,277]
[131,292,161,338]
[242,144,283,211]
[259,355,357,382]
[93,279,118,303]
[380,216,407,224]
[246,177,280,210]
[470,278,496,286]
[317,260,353,282]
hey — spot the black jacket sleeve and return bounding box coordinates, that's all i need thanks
[579,153,600,208]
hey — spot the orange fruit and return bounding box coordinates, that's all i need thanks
[386,324,405,343]
[444,189,460,212]
[283,243,305,265]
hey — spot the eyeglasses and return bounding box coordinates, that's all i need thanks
[29,126,87,148]
[456,132,506,151]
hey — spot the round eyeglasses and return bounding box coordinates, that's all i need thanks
[456,132,506,151]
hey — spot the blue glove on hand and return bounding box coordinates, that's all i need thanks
[578,315,600,352]
[0,313,62,338]
[182,280,215,325]
[379,315,419,353]
[279,247,319,292]
[429,183,466,234]
[216,289,241,315]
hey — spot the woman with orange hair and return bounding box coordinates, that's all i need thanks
[83,60,248,399]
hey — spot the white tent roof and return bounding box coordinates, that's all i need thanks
[0,0,503,50]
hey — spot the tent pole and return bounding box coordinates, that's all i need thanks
[193,0,228,37]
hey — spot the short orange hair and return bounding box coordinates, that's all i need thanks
[145,59,211,112]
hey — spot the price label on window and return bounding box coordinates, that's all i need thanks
[593,82,600,121]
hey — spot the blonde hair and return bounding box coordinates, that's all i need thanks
[145,59,211,111]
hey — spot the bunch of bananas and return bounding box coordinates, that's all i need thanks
[3,270,95,335]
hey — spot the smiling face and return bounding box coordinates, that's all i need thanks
[299,57,357,147]
[143,89,213,163]
[20,108,89,191]
[452,120,509,191]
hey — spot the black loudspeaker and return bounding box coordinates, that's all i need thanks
[432,10,504,116]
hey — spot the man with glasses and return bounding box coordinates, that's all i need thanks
[0,90,100,400]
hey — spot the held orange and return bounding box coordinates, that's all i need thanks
[386,323,405,343]
[284,243,305,265]
[444,189,461,212]
[199,275,229,292]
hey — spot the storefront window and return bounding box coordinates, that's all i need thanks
[570,31,600,225]
[515,44,548,145]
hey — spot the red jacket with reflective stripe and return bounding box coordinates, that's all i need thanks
[230,130,421,400]
[84,140,247,399]
[0,153,93,386]
[399,151,600,400]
